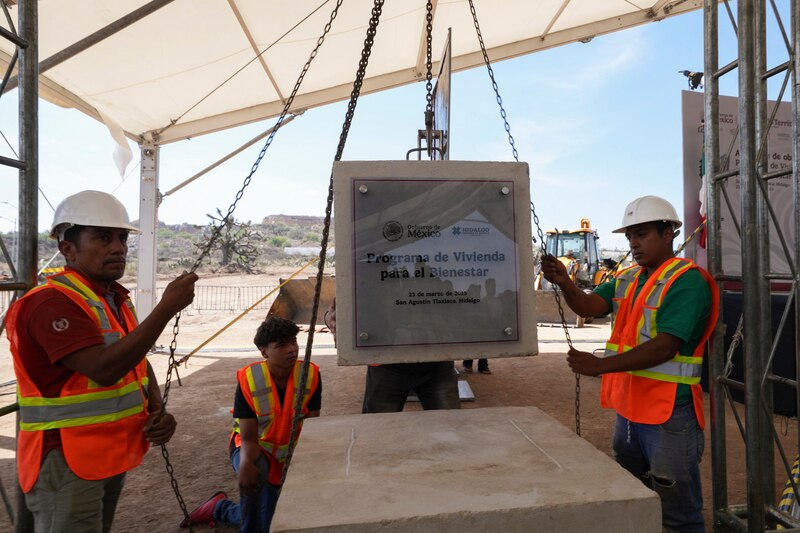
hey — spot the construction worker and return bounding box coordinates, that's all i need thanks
[7,190,198,532]
[181,317,321,531]
[541,195,719,533]
[324,298,459,412]
[563,249,579,279]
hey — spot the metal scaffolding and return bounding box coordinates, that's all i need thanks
[5,0,800,531]
[0,2,36,530]
[704,0,800,530]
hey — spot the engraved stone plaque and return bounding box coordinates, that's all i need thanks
[334,161,537,365]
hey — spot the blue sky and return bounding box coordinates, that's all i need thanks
[0,4,790,250]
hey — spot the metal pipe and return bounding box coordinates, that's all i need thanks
[763,167,793,180]
[739,0,767,529]
[3,0,176,93]
[761,60,789,79]
[767,373,797,388]
[0,26,25,48]
[714,58,739,79]
[15,1,36,529]
[712,168,740,182]
[765,273,795,280]
[718,376,746,391]
[715,507,748,531]
[0,154,25,169]
[18,1,37,293]
[704,1,728,528]
[754,0,776,506]
[791,0,800,500]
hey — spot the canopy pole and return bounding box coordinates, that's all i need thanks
[136,138,160,319]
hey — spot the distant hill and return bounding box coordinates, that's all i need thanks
[262,214,327,226]
[0,215,334,276]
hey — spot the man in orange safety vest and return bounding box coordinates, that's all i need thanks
[541,195,719,533]
[8,190,198,532]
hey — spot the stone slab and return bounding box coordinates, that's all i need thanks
[273,406,660,532]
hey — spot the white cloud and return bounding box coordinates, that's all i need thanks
[540,28,648,92]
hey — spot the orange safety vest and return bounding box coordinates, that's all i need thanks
[232,360,320,486]
[7,271,150,492]
[600,257,720,430]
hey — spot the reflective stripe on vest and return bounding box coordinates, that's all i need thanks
[233,361,318,463]
[604,258,703,384]
[638,260,693,344]
[18,379,147,431]
[609,266,640,330]
[47,272,124,346]
[16,272,147,430]
[246,363,276,438]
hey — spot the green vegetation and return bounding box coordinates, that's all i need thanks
[0,214,335,279]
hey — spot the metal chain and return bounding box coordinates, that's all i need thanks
[425,0,433,114]
[157,0,348,524]
[467,0,579,435]
[280,0,386,491]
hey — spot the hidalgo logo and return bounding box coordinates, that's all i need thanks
[382,221,403,242]
[452,225,489,236]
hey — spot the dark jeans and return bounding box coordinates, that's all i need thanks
[462,359,489,371]
[362,362,460,413]
[214,447,278,532]
[612,401,705,533]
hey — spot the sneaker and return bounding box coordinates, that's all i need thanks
[478,368,492,375]
[462,365,474,373]
[179,491,226,528]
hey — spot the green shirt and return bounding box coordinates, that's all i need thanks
[594,266,712,402]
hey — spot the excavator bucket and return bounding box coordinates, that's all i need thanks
[266,275,336,326]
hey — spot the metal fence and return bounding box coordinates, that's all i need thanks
[0,285,279,316]
[133,285,278,312]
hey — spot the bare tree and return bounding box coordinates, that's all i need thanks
[198,209,263,273]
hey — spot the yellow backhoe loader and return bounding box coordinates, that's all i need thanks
[535,219,610,327]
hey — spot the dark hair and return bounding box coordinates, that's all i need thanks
[254,317,299,348]
[61,224,86,244]
[653,220,674,236]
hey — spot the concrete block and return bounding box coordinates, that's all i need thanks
[273,406,660,532]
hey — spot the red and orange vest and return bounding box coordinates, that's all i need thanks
[600,257,719,430]
[8,271,150,492]
[232,360,320,486]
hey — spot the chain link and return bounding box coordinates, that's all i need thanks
[157,0,348,523]
[280,0,386,491]
[468,0,579,436]
[425,0,433,114]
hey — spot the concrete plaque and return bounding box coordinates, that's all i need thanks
[334,161,537,365]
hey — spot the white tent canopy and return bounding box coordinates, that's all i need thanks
[1,0,703,144]
[0,0,704,316]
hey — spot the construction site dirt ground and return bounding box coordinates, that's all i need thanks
[0,272,794,531]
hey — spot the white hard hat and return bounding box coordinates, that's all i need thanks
[50,190,139,239]
[612,195,682,234]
